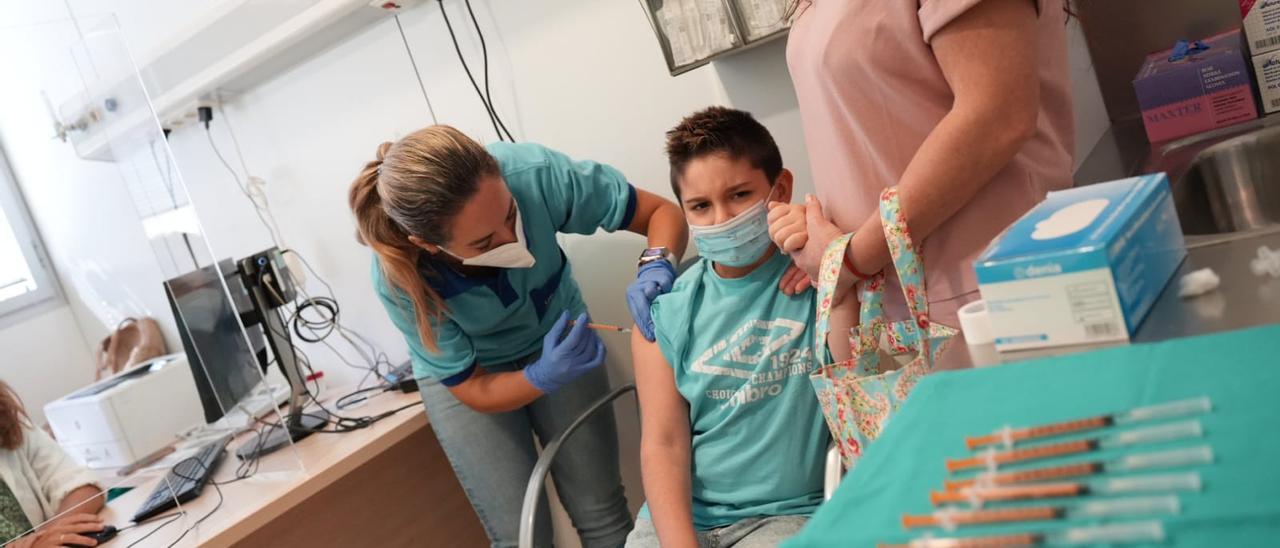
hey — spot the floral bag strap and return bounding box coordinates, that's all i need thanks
[813,232,856,363]
[813,235,891,375]
[877,187,934,360]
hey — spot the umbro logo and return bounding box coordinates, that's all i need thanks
[690,319,806,378]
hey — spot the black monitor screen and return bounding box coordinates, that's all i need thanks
[164,260,262,423]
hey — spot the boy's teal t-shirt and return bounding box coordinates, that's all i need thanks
[642,250,829,530]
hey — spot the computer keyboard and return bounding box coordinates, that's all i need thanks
[132,435,231,523]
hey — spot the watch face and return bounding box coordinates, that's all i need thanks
[641,248,666,258]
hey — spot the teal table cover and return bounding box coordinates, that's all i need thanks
[787,325,1280,547]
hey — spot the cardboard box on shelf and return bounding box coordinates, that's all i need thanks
[1133,30,1258,143]
[1253,49,1280,114]
[1241,0,1280,55]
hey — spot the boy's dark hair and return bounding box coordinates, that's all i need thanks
[664,106,782,200]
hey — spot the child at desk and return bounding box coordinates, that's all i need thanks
[627,107,845,547]
[0,381,107,547]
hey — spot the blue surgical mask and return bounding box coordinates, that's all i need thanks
[690,197,775,268]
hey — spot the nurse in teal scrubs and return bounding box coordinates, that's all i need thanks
[348,125,687,547]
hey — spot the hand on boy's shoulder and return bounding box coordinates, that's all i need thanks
[779,263,813,296]
[767,201,810,256]
[772,195,844,286]
[768,200,818,296]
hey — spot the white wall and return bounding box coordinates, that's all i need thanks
[0,2,797,543]
[139,0,816,394]
[0,0,1110,543]
[155,6,806,541]
[0,4,164,422]
[0,0,1110,394]
[1067,17,1110,169]
[0,306,95,426]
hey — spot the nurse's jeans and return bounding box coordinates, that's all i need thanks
[417,357,632,548]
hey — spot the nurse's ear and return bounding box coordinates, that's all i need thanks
[408,235,442,255]
[771,168,795,204]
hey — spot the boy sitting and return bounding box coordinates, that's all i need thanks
[627,107,835,547]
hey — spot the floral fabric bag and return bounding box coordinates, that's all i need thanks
[810,187,958,470]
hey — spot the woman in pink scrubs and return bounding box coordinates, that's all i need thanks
[769,0,1074,334]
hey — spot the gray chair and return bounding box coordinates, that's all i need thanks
[824,445,843,499]
[518,383,637,548]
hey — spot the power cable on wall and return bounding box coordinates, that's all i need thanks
[148,137,200,269]
[204,127,284,248]
[436,0,515,142]
[215,103,254,187]
[213,103,287,249]
[200,108,394,387]
[394,14,439,125]
[462,0,514,141]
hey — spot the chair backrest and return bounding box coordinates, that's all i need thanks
[518,384,638,548]
[676,254,701,275]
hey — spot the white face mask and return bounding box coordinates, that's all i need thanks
[441,207,537,269]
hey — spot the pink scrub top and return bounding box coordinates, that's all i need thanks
[787,0,1074,326]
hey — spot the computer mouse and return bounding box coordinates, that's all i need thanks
[65,524,118,547]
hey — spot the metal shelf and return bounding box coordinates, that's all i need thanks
[639,0,792,76]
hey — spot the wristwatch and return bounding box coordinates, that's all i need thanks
[637,246,674,268]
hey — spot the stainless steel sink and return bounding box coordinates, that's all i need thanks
[1146,117,1280,235]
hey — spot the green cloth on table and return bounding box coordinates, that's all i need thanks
[787,324,1280,547]
[0,479,33,542]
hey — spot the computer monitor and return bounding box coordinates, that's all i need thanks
[234,248,328,460]
[163,259,265,424]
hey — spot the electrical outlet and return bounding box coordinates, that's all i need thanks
[162,98,222,130]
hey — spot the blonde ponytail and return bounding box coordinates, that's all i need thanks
[348,126,499,351]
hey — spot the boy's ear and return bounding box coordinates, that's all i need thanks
[773,168,795,203]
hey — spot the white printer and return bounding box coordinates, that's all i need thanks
[44,353,204,469]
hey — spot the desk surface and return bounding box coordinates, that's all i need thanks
[102,389,427,547]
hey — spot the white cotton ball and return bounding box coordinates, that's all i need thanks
[1178,267,1221,298]
[1252,246,1280,279]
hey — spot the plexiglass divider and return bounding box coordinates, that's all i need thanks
[1,12,304,547]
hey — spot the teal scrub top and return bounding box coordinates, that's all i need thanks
[639,251,830,530]
[373,142,637,385]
